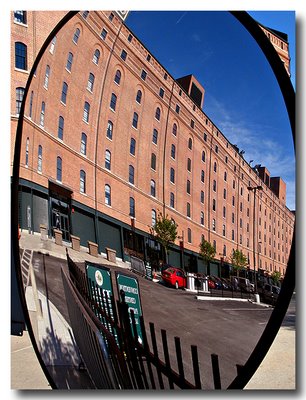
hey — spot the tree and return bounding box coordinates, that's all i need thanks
[270,270,281,285]
[149,212,178,263]
[199,238,216,273]
[230,249,248,277]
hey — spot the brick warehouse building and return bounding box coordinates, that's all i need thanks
[11,11,295,278]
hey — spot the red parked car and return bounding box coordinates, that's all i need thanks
[161,267,187,289]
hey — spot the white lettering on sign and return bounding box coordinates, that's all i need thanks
[125,296,136,304]
[119,284,138,295]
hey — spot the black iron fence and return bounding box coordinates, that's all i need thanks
[64,251,228,389]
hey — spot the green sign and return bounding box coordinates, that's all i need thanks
[85,261,115,335]
[116,272,143,344]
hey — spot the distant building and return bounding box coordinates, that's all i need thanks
[258,21,291,76]
[11,11,294,277]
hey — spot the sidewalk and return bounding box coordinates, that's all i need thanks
[11,231,296,390]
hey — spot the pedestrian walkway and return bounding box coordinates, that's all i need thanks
[11,231,296,390]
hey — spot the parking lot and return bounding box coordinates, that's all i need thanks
[28,251,275,389]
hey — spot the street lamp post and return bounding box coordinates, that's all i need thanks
[247,185,263,295]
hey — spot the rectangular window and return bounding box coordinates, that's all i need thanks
[129,197,135,217]
[170,192,175,208]
[101,28,108,40]
[187,203,191,218]
[16,87,24,115]
[14,11,27,24]
[171,144,176,159]
[141,69,147,81]
[121,49,127,61]
[170,167,175,184]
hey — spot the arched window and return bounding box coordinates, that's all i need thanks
[15,42,27,70]
[129,165,134,184]
[136,90,142,104]
[40,101,45,126]
[151,153,156,170]
[61,82,68,104]
[201,191,204,204]
[110,93,117,111]
[56,156,62,182]
[49,36,56,54]
[201,170,205,183]
[16,87,24,115]
[81,133,87,155]
[186,179,191,195]
[114,69,121,85]
[170,167,175,184]
[105,150,111,170]
[171,144,176,159]
[93,49,100,64]
[213,161,217,173]
[187,158,192,172]
[105,184,111,206]
[202,150,206,162]
[200,211,204,226]
[58,116,64,140]
[44,65,50,88]
[188,137,192,150]
[130,138,136,155]
[73,27,80,44]
[66,52,73,72]
[151,209,157,226]
[83,101,90,123]
[150,180,156,197]
[37,145,42,172]
[107,120,113,139]
[87,72,95,92]
[80,170,86,193]
[29,90,34,118]
[172,123,177,136]
[155,107,161,121]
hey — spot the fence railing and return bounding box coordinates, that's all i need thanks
[64,251,228,389]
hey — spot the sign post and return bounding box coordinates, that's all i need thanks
[115,272,143,344]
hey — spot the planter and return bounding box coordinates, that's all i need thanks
[54,228,62,246]
[71,235,80,251]
[88,241,98,257]
[40,224,47,240]
[106,247,116,263]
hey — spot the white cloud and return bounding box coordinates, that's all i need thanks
[208,97,296,210]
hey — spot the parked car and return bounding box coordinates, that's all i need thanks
[207,276,216,289]
[231,277,254,293]
[208,275,223,290]
[260,284,280,305]
[161,267,187,289]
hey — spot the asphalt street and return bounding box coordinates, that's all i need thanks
[30,251,274,389]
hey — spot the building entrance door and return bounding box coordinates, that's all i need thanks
[51,207,70,241]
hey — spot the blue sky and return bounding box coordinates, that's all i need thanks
[126,11,296,211]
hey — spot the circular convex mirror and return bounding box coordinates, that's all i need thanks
[11,10,295,390]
